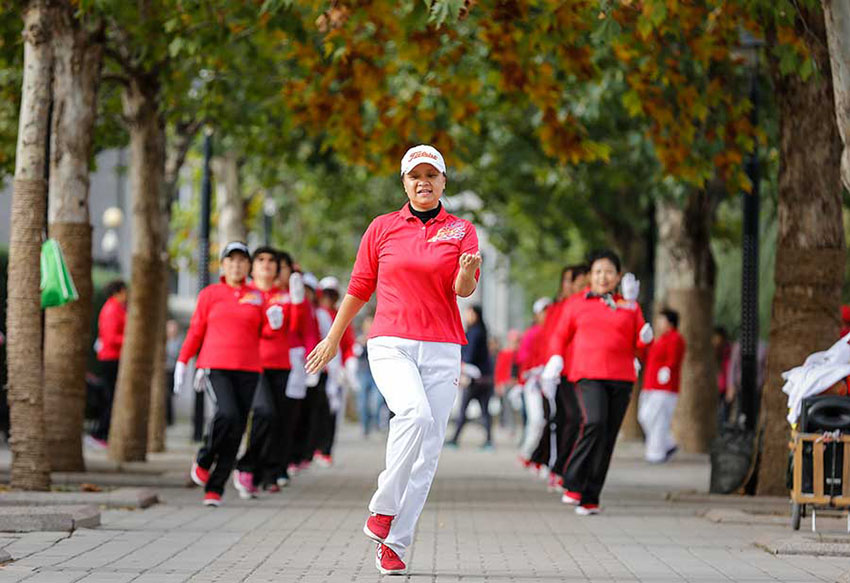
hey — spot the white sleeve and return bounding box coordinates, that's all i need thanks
[317,309,333,339]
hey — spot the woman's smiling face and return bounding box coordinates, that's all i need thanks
[402,163,445,211]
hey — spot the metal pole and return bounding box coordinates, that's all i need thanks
[193,129,213,442]
[740,55,760,431]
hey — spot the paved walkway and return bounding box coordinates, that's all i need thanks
[1,422,849,582]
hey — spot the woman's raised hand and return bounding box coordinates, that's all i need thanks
[459,252,482,275]
[306,337,339,375]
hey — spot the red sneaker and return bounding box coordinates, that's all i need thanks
[191,462,209,487]
[375,544,406,575]
[203,492,222,507]
[547,472,562,493]
[575,504,600,516]
[363,512,394,543]
[561,490,581,506]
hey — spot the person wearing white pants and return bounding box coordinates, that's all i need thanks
[520,376,547,462]
[306,145,481,576]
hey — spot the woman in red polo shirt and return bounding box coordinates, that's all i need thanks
[174,242,279,507]
[544,249,652,515]
[306,145,480,576]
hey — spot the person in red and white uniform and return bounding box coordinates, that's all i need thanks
[306,145,480,576]
[290,273,323,471]
[230,247,306,496]
[638,308,686,463]
[543,250,652,515]
[516,297,551,469]
[174,242,280,507]
[92,280,127,445]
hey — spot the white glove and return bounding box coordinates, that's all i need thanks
[634,357,642,376]
[289,272,305,304]
[345,357,359,381]
[173,361,187,394]
[621,273,640,301]
[508,384,524,410]
[352,343,364,357]
[193,368,207,393]
[306,372,320,387]
[93,338,103,353]
[657,366,671,385]
[462,362,482,380]
[266,305,284,330]
[541,376,557,400]
[639,322,654,344]
[541,355,564,381]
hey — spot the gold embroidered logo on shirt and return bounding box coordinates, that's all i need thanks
[427,221,466,243]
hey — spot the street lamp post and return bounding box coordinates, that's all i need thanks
[194,128,213,442]
[739,32,764,432]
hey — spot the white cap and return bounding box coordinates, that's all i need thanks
[533,297,552,315]
[220,241,250,260]
[400,145,446,176]
[302,272,319,290]
[319,276,339,292]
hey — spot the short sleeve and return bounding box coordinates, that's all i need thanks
[347,219,381,301]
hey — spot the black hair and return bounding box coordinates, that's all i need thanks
[468,304,487,334]
[279,251,294,270]
[251,246,281,277]
[322,288,341,303]
[105,279,126,298]
[586,249,621,273]
[560,265,574,282]
[713,326,728,339]
[660,308,680,329]
[571,264,590,277]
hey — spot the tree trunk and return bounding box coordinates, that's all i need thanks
[655,193,718,453]
[43,3,102,472]
[823,0,850,193]
[147,121,198,454]
[108,73,165,462]
[756,7,845,495]
[214,151,246,244]
[7,0,54,490]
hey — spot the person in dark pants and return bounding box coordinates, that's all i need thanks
[448,305,493,449]
[233,247,306,494]
[174,242,275,507]
[92,280,127,446]
[543,249,652,515]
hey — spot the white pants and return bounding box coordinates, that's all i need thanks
[367,336,461,559]
[285,347,307,399]
[638,390,678,462]
[520,379,547,461]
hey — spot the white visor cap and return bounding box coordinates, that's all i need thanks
[400,145,446,176]
[319,276,340,292]
[533,297,552,315]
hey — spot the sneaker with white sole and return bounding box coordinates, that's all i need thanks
[375,543,406,575]
[203,492,222,507]
[232,470,257,499]
[364,512,394,543]
[575,504,600,516]
[191,462,209,487]
[561,490,581,505]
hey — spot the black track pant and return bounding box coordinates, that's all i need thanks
[531,396,553,466]
[562,379,632,505]
[306,373,331,458]
[236,369,292,487]
[451,381,493,445]
[93,360,119,440]
[553,380,581,479]
[291,373,327,465]
[196,369,259,494]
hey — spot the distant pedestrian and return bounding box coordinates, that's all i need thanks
[91,279,127,446]
[355,315,387,437]
[448,305,493,449]
[164,319,182,426]
[638,309,686,463]
[306,145,480,575]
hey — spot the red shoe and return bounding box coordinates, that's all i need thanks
[232,470,257,500]
[517,455,532,469]
[203,492,222,507]
[547,472,562,493]
[363,512,394,543]
[315,453,333,468]
[575,504,600,516]
[375,544,406,575]
[561,490,581,506]
[191,462,209,487]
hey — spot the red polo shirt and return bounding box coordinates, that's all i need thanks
[347,204,479,345]
[547,291,647,383]
[642,329,686,393]
[96,296,126,361]
[178,279,264,372]
[254,285,308,371]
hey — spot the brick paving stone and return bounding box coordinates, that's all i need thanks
[1,423,848,582]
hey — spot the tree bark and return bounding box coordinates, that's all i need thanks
[108,72,165,462]
[43,2,102,472]
[214,151,246,244]
[7,0,54,490]
[756,6,845,495]
[823,0,850,193]
[147,121,199,453]
[655,193,718,453]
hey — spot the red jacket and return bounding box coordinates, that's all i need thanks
[517,324,542,382]
[642,329,686,393]
[287,289,317,352]
[548,291,647,383]
[255,285,308,371]
[178,280,264,372]
[494,349,516,387]
[96,296,126,361]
